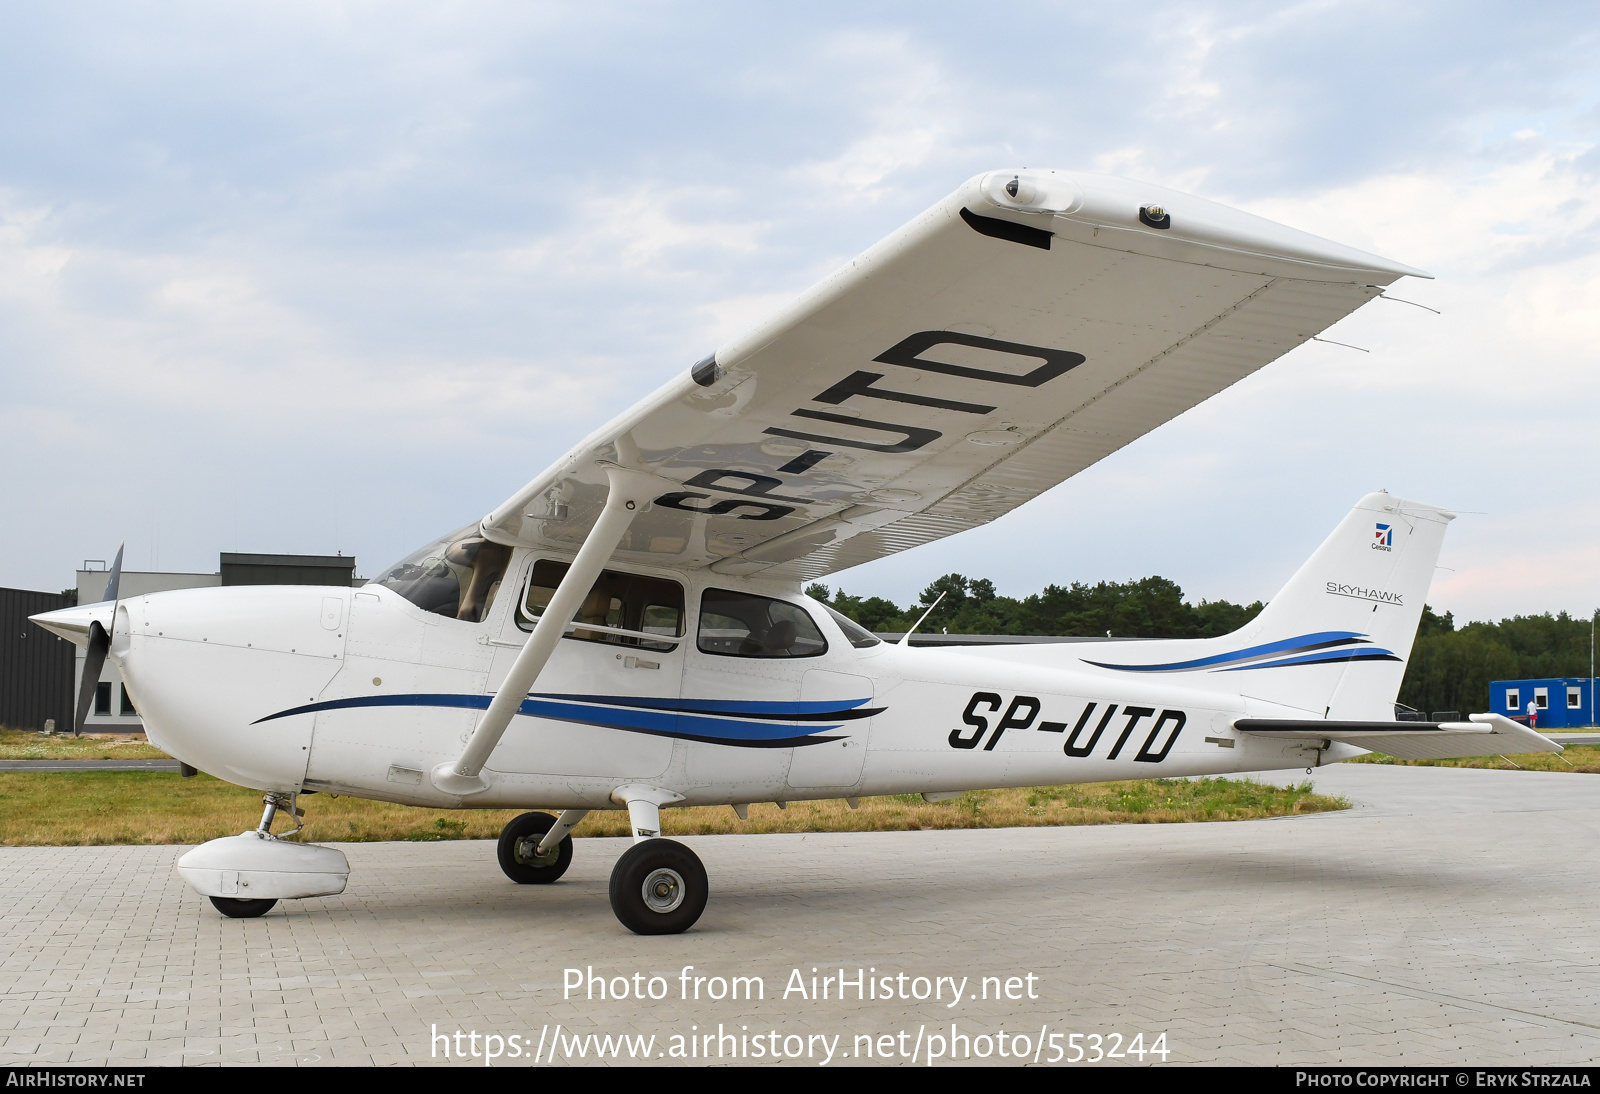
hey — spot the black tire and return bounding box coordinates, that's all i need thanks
[608,839,708,935]
[497,811,573,884]
[209,896,277,918]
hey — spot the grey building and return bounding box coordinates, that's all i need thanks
[0,587,76,733]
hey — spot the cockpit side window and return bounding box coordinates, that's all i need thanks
[517,560,685,651]
[697,589,828,658]
[368,523,512,623]
[824,604,882,648]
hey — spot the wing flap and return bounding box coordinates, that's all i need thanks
[1235,713,1562,761]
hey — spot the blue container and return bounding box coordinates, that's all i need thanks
[1487,678,1596,729]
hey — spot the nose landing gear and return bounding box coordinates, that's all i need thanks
[209,792,303,918]
[210,895,278,919]
[176,791,349,918]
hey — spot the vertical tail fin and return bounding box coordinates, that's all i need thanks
[987,490,1453,719]
[1230,491,1453,718]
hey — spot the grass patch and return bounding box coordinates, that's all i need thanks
[0,727,169,760]
[0,772,1344,847]
[1347,744,1600,773]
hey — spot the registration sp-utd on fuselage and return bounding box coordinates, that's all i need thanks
[33,169,1559,934]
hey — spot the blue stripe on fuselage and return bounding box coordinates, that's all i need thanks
[1083,631,1377,673]
[1215,649,1402,671]
[251,692,876,747]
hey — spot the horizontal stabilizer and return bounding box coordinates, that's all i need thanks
[1234,713,1561,761]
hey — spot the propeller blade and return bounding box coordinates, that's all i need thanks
[73,543,126,736]
[104,542,125,605]
[74,620,110,737]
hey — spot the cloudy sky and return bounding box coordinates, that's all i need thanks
[2,1,1597,622]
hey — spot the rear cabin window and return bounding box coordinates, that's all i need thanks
[517,560,684,652]
[697,589,827,659]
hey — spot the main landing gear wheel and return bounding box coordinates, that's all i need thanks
[608,839,707,935]
[497,811,573,884]
[209,896,277,918]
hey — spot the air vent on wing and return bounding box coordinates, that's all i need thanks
[959,208,1052,250]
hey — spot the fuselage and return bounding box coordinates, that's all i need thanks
[33,545,1353,809]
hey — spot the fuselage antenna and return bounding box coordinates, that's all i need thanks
[899,591,946,647]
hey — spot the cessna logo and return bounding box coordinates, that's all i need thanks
[1372,523,1393,551]
[1326,582,1403,606]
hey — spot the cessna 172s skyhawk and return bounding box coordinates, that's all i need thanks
[33,169,1559,934]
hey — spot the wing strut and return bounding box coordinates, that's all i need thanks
[430,463,660,796]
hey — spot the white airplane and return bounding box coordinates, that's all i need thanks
[32,169,1560,934]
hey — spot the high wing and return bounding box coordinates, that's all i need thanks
[482,169,1427,580]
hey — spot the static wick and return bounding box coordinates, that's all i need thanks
[1310,336,1370,353]
[1378,294,1442,315]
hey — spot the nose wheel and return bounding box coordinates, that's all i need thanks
[608,839,707,935]
[209,896,278,918]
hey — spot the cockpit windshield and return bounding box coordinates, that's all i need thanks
[369,522,512,623]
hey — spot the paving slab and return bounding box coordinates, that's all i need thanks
[3,763,1600,1066]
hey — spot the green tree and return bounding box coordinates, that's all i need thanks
[810,572,1592,721]
[1398,607,1596,715]
[822,587,913,632]
[1417,604,1455,637]
[917,574,970,631]
[1194,598,1266,638]
[816,572,1266,640]
[1007,576,1233,638]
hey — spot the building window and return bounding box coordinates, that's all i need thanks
[1569,688,1582,709]
[94,682,112,716]
[1506,690,1520,710]
[120,685,138,717]
[1535,687,1548,709]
